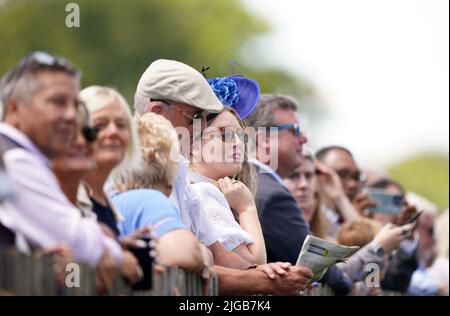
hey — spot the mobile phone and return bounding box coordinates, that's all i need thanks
[405,210,424,224]
[129,237,153,290]
[366,188,404,215]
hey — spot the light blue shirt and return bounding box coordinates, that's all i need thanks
[111,189,185,238]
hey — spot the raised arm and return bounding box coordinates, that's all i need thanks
[218,177,267,264]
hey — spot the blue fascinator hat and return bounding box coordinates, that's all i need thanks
[207,75,260,119]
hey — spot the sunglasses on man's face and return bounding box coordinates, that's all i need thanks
[266,124,302,137]
[150,99,207,125]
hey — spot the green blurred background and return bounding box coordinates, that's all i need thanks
[0,0,447,210]
[0,0,316,106]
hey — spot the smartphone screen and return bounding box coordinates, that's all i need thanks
[366,188,404,215]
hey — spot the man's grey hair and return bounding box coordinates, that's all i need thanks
[244,93,299,128]
[0,55,80,120]
[1,75,40,120]
[134,91,150,116]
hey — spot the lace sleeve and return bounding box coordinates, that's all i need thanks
[191,182,253,251]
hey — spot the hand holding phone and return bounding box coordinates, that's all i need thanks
[404,210,424,225]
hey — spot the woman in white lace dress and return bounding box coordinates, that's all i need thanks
[190,106,268,265]
[188,73,272,266]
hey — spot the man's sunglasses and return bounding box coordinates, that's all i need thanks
[266,124,302,137]
[150,99,207,123]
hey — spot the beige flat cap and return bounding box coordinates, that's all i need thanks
[136,59,223,113]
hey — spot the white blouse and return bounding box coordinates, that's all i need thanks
[190,176,253,251]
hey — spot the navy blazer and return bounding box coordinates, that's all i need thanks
[255,171,310,263]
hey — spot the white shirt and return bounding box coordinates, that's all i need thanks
[250,158,288,190]
[0,123,122,266]
[169,158,218,246]
[191,179,253,251]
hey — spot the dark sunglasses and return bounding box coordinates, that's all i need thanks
[81,126,98,143]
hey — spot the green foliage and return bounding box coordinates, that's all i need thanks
[389,153,449,211]
[0,0,318,110]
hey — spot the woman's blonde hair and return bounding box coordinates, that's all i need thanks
[79,85,139,169]
[112,112,179,193]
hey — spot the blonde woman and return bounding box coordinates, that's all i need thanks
[78,85,139,236]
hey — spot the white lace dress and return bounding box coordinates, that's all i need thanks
[190,180,253,251]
